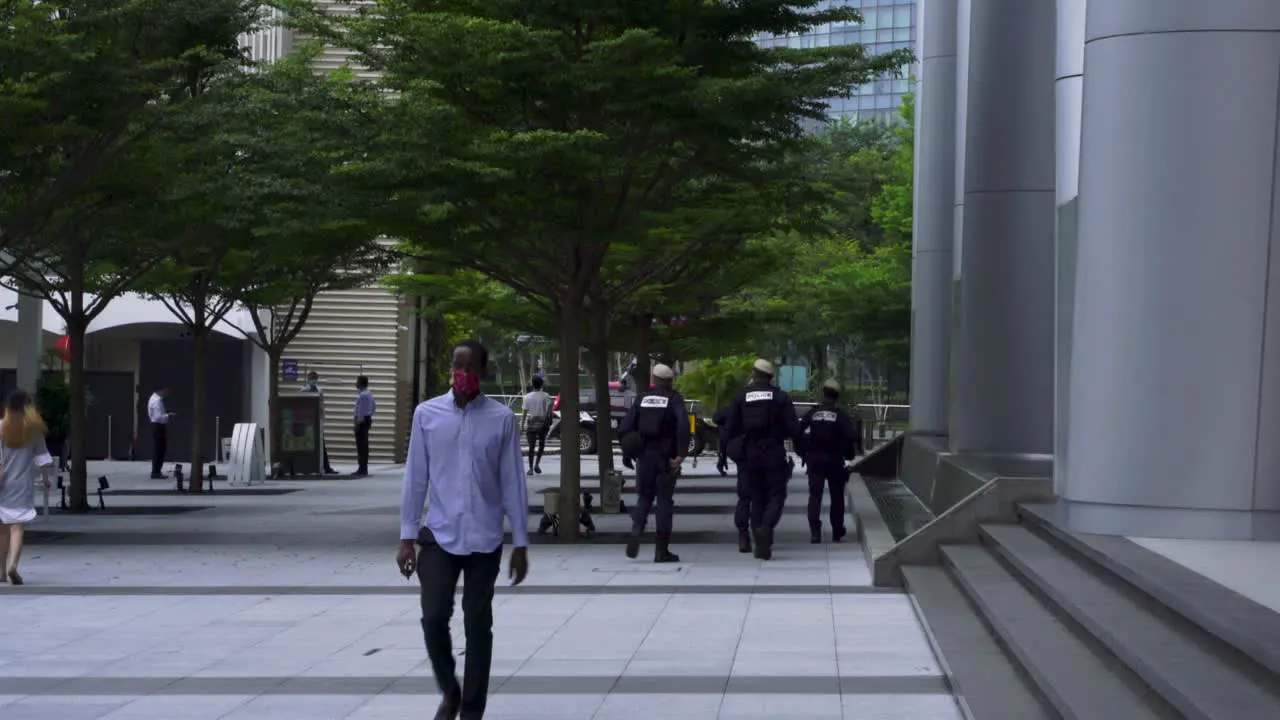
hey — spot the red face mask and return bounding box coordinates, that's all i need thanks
[452,369,481,399]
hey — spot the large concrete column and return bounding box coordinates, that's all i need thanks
[908,0,958,434]
[1053,0,1086,493]
[948,0,1057,455]
[15,294,44,391]
[1063,1,1280,540]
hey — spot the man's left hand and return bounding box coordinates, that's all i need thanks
[509,547,529,586]
[669,457,684,472]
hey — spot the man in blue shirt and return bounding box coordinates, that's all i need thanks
[352,375,376,476]
[397,339,530,720]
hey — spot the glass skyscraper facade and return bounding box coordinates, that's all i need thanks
[757,0,917,123]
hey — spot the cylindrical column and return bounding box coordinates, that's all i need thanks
[15,293,43,392]
[1053,0,1086,493]
[909,0,958,434]
[1064,1,1280,539]
[949,0,1057,455]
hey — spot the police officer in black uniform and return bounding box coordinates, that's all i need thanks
[799,379,858,544]
[618,363,689,563]
[724,359,801,560]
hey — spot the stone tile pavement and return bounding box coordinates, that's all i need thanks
[0,457,961,719]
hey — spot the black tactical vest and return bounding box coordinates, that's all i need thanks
[742,386,775,433]
[637,391,671,439]
[807,406,841,453]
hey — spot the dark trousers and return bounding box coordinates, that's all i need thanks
[323,446,334,472]
[151,423,168,476]
[354,417,371,472]
[631,451,677,540]
[525,424,548,466]
[417,529,503,719]
[735,464,788,531]
[807,461,847,534]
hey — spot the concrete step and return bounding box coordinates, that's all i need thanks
[981,524,1280,720]
[901,565,1051,720]
[939,544,1174,720]
[1018,502,1280,677]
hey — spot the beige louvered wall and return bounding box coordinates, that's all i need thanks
[286,289,408,464]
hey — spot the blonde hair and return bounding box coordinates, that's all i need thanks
[2,399,46,449]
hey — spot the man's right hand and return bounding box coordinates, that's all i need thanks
[396,540,416,578]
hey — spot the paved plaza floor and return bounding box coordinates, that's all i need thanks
[0,456,960,719]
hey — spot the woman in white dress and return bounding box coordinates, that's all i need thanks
[0,389,53,585]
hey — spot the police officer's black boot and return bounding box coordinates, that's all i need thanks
[738,529,752,554]
[654,540,679,563]
[753,527,772,560]
[625,525,642,559]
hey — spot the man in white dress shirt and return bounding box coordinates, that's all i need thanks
[397,339,530,720]
[147,386,174,479]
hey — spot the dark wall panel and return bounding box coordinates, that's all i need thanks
[136,338,246,464]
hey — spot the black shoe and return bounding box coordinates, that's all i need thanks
[351,469,368,477]
[434,690,460,720]
[655,542,680,563]
[754,528,773,561]
[527,467,534,476]
[150,473,166,480]
[833,527,847,543]
[324,467,339,475]
[738,530,753,554]
[534,464,542,474]
[625,530,641,559]
[810,531,822,544]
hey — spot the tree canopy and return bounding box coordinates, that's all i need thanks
[276,0,912,535]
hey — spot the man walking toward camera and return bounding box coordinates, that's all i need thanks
[398,339,530,720]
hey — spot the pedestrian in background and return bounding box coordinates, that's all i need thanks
[303,371,338,474]
[0,389,53,585]
[398,339,529,720]
[352,375,375,476]
[522,375,553,475]
[147,385,174,479]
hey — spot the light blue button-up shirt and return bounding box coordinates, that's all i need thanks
[399,392,530,554]
[354,389,376,421]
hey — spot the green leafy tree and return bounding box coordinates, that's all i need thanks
[142,50,386,492]
[675,356,755,413]
[0,0,262,254]
[277,0,910,536]
[0,0,261,509]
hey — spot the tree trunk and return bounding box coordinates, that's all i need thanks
[557,294,583,541]
[633,313,652,390]
[189,325,208,493]
[66,305,90,512]
[268,346,283,465]
[589,338,614,476]
[516,349,527,395]
[424,316,444,398]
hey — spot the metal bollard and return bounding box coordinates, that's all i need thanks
[107,415,113,460]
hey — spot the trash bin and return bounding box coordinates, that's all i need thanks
[601,470,623,514]
[540,488,561,517]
